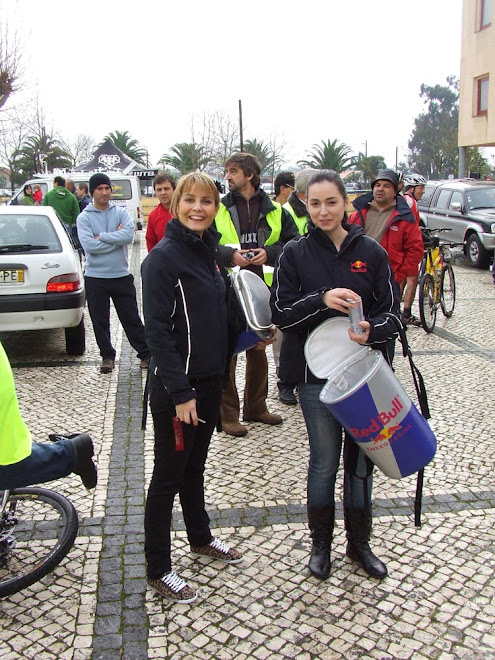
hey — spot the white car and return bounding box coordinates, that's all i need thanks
[0,206,86,355]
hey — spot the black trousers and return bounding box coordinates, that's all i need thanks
[84,275,149,361]
[145,376,223,579]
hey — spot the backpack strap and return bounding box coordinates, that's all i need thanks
[382,313,430,526]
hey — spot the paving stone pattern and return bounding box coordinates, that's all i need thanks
[1,234,494,659]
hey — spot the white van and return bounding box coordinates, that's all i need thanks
[9,173,143,230]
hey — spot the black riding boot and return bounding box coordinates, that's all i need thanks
[344,507,387,579]
[307,505,335,579]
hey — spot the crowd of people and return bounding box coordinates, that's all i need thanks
[2,155,431,605]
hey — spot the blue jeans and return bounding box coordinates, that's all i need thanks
[0,439,76,490]
[298,383,373,510]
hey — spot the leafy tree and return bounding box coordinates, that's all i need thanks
[408,76,459,179]
[354,154,387,187]
[466,147,491,179]
[159,142,210,175]
[103,130,148,166]
[298,139,354,173]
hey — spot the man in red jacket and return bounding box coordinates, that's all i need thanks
[348,169,424,324]
[145,173,176,252]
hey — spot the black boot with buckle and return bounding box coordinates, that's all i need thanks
[344,507,387,579]
[307,505,335,579]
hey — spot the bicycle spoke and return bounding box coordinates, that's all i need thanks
[440,264,456,317]
[0,488,78,598]
[419,274,437,333]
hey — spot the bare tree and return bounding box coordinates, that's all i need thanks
[0,105,34,187]
[61,134,97,167]
[0,15,23,111]
[267,132,288,181]
[191,111,240,177]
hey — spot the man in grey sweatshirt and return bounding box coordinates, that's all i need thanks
[77,173,149,374]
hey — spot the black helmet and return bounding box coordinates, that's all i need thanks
[371,169,399,192]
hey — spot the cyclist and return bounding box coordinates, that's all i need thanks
[401,174,427,325]
[0,342,97,491]
[403,174,426,224]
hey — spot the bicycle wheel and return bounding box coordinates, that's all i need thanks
[440,264,456,317]
[419,273,437,333]
[0,487,78,598]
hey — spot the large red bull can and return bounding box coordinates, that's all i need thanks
[305,319,437,480]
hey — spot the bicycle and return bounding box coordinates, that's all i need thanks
[0,486,78,598]
[418,228,461,333]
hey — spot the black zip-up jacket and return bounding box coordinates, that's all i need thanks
[216,187,298,267]
[141,219,232,404]
[270,223,400,384]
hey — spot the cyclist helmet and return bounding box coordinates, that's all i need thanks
[403,174,426,187]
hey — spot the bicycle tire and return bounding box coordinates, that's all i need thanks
[440,264,456,317]
[0,487,78,598]
[419,273,437,333]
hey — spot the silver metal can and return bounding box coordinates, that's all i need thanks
[346,297,365,334]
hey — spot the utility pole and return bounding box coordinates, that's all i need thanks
[238,100,244,152]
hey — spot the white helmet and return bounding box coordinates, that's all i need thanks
[403,174,426,187]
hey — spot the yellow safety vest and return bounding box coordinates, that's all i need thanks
[215,202,283,285]
[0,343,31,466]
[284,201,308,235]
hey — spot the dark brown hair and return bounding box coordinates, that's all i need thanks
[225,152,261,189]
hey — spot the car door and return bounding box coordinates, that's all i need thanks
[446,190,465,244]
[428,188,453,232]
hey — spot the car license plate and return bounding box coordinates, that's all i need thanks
[0,269,24,283]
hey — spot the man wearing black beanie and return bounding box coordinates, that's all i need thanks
[76,173,150,374]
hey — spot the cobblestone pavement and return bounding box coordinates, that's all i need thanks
[1,233,494,660]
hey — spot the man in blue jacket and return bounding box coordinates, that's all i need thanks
[77,173,149,374]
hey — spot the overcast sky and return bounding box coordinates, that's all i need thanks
[4,0,463,171]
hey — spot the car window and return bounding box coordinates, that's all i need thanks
[435,189,452,210]
[0,214,62,252]
[466,187,495,211]
[449,191,464,209]
[110,180,132,201]
[74,179,133,201]
[10,182,49,206]
[419,185,437,207]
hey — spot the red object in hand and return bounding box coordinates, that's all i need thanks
[173,417,184,451]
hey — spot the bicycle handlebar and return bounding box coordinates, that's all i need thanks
[422,227,452,235]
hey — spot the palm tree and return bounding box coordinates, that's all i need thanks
[14,129,72,176]
[104,130,148,166]
[298,139,354,173]
[159,142,210,175]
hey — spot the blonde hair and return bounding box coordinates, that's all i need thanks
[170,172,220,217]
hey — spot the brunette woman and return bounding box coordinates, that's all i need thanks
[271,170,399,580]
[141,173,243,604]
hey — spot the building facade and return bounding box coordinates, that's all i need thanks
[459,0,494,151]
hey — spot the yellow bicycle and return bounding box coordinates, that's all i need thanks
[418,228,460,333]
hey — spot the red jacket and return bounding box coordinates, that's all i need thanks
[146,204,172,252]
[348,192,424,283]
[403,192,421,224]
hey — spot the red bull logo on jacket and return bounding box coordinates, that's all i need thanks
[350,260,367,272]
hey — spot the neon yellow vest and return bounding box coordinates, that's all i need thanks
[0,343,31,466]
[284,201,308,235]
[215,201,283,285]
